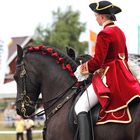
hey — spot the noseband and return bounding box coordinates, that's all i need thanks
[16,62,35,118]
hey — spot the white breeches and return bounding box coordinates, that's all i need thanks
[75,84,98,115]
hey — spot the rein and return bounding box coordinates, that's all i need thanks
[29,82,77,120]
[16,63,36,118]
[45,83,77,121]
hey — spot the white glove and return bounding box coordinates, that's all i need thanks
[74,65,89,82]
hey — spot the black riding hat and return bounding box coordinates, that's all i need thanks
[89,1,122,15]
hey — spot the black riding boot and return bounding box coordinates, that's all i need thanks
[77,112,91,140]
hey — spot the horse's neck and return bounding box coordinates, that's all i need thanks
[38,56,77,102]
[25,50,77,106]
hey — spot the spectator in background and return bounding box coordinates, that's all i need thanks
[4,103,17,126]
[35,105,45,126]
[24,119,34,140]
[15,115,25,140]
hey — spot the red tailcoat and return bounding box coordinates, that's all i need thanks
[88,23,140,114]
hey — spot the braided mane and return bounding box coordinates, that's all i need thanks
[26,45,77,77]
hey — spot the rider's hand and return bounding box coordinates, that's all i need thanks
[74,63,89,82]
[80,62,89,75]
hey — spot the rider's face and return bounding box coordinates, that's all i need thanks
[94,13,103,26]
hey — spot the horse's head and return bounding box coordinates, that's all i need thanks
[14,45,41,118]
[14,45,78,118]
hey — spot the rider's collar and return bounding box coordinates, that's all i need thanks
[103,20,114,28]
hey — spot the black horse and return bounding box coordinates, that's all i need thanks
[15,45,140,140]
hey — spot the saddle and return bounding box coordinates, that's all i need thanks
[68,79,101,134]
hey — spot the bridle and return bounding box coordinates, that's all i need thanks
[16,62,36,118]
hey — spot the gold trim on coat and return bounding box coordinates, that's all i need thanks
[105,95,140,113]
[96,107,132,125]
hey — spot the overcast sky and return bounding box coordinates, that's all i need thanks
[0,0,140,53]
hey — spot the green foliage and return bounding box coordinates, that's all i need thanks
[33,6,88,55]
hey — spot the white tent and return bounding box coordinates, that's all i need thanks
[0,81,17,98]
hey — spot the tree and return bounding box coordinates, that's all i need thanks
[33,6,88,55]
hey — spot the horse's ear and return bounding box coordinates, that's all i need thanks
[17,44,23,64]
[66,47,76,60]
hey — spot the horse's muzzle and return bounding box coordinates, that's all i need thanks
[16,103,36,118]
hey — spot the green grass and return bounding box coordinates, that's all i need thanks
[0,125,43,140]
[0,135,17,140]
[0,124,43,131]
[0,133,42,140]
[0,124,43,140]
[0,112,43,140]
